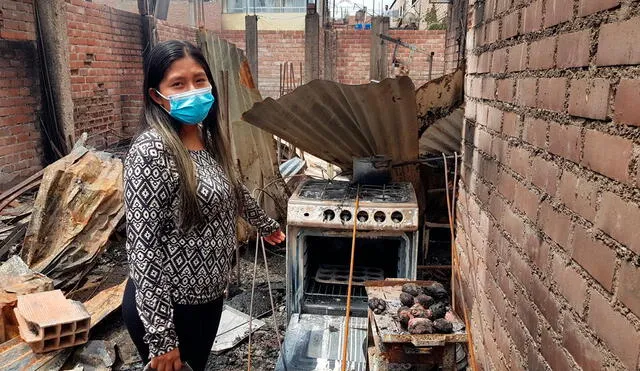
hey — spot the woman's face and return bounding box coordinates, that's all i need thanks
[149,56,211,112]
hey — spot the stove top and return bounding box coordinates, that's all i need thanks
[288,179,419,231]
[298,180,413,203]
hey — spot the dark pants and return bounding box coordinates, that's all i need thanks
[122,279,224,371]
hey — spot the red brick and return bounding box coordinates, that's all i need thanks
[515,289,538,337]
[614,79,640,126]
[514,183,539,221]
[557,29,591,68]
[548,122,581,163]
[541,329,576,371]
[487,106,503,131]
[537,78,567,112]
[618,260,640,318]
[532,276,561,331]
[503,207,527,247]
[523,116,548,149]
[539,202,570,249]
[498,170,518,201]
[469,76,483,98]
[551,255,588,311]
[582,130,633,183]
[509,146,530,175]
[527,344,549,371]
[506,312,529,356]
[568,78,610,120]
[478,51,492,73]
[529,36,556,70]
[596,192,640,255]
[562,315,605,371]
[596,17,640,66]
[530,157,559,195]
[557,171,597,220]
[521,0,543,34]
[491,47,507,73]
[496,79,514,103]
[485,20,500,44]
[524,227,550,270]
[502,111,519,137]
[516,78,536,107]
[578,0,620,17]
[482,77,496,100]
[502,11,519,40]
[544,0,574,28]
[572,225,616,291]
[587,291,640,370]
[508,43,527,72]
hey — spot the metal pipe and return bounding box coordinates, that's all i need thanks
[341,185,360,371]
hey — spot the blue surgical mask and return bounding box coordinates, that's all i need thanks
[155,86,215,125]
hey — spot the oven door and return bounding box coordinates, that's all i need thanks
[276,313,368,371]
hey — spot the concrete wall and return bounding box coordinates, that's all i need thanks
[221,13,305,31]
[458,0,640,369]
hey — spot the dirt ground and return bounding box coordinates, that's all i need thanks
[63,238,288,371]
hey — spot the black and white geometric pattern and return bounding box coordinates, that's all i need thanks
[124,130,279,358]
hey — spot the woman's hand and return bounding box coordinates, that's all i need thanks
[150,348,182,371]
[264,229,286,245]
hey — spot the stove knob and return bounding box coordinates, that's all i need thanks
[391,211,403,223]
[357,211,369,222]
[340,210,352,222]
[374,211,386,222]
[323,209,335,221]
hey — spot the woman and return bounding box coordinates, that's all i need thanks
[122,40,285,371]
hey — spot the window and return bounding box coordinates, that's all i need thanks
[224,0,307,13]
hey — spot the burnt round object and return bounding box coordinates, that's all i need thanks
[424,282,448,300]
[409,304,429,318]
[398,309,413,329]
[408,318,434,334]
[415,294,435,308]
[368,297,387,314]
[429,302,447,320]
[433,318,453,333]
[399,292,415,307]
[401,283,423,297]
[397,306,410,316]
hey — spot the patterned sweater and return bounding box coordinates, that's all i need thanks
[124,130,279,358]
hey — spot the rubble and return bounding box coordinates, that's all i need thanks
[20,136,124,289]
[71,340,117,371]
[0,256,53,343]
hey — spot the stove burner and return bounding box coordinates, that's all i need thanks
[298,180,412,203]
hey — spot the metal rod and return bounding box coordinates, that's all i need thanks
[341,185,360,371]
[443,153,455,310]
[260,237,282,346]
[428,51,434,81]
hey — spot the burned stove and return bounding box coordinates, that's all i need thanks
[277,179,419,370]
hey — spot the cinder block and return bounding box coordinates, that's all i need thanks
[14,290,90,353]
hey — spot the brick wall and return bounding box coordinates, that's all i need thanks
[444,0,468,74]
[0,40,42,187]
[66,0,144,149]
[458,0,640,369]
[94,0,223,31]
[0,1,42,188]
[336,29,446,86]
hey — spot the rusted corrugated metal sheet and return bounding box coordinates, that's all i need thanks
[419,108,464,155]
[197,31,288,224]
[242,76,420,170]
[20,142,124,289]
